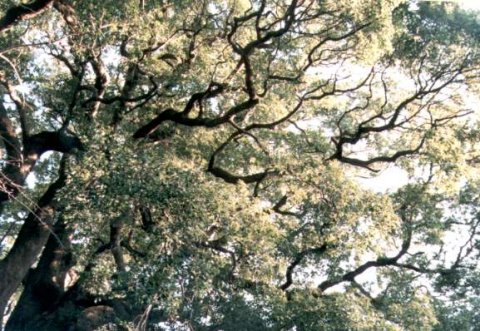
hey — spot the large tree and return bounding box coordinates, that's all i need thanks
[0,0,480,330]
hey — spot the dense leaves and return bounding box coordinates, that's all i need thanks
[0,1,480,330]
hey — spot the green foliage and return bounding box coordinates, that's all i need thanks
[2,1,480,330]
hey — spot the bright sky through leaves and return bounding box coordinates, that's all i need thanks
[1,1,480,329]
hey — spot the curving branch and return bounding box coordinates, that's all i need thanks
[206,127,277,185]
[0,130,84,208]
[330,135,427,172]
[328,63,467,170]
[194,241,237,282]
[133,98,258,139]
[0,0,54,33]
[315,210,413,292]
[273,195,306,218]
[280,244,328,291]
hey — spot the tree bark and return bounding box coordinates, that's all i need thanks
[5,217,74,330]
[0,0,54,33]
[0,130,83,208]
[0,158,67,323]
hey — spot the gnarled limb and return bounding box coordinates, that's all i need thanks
[0,129,83,209]
[280,244,328,291]
[5,217,74,331]
[0,0,54,33]
[0,156,67,320]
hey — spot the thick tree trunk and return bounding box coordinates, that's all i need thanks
[0,208,56,323]
[4,211,139,330]
[0,160,66,323]
[5,219,73,330]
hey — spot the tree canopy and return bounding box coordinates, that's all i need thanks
[1,0,480,330]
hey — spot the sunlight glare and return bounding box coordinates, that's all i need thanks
[456,0,480,11]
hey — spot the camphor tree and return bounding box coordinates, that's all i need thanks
[0,0,480,330]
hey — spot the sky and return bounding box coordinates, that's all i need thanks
[457,0,480,10]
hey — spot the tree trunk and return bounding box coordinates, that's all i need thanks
[0,160,66,323]
[5,219,73,330]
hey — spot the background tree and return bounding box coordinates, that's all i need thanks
[0,0,479,330]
